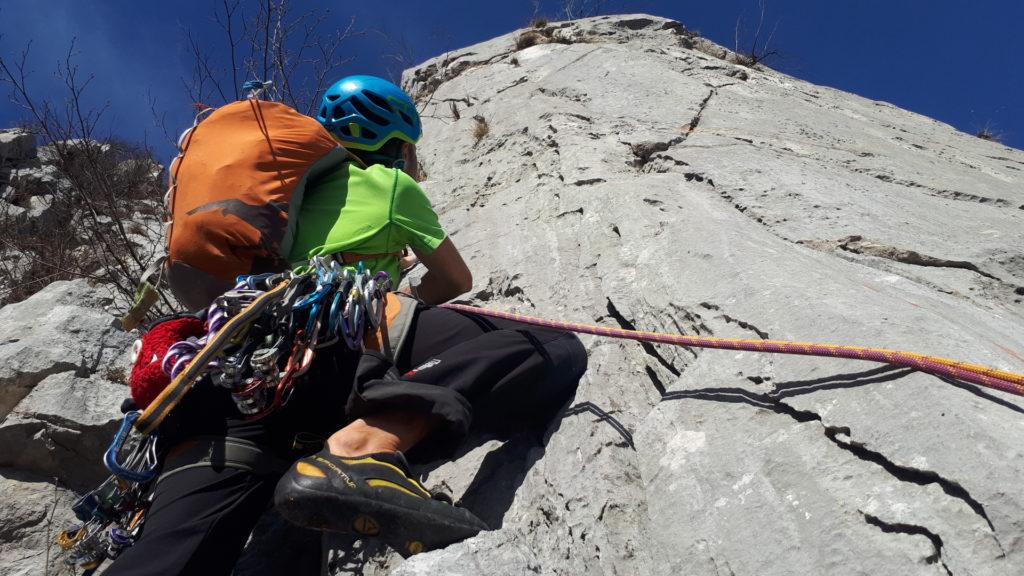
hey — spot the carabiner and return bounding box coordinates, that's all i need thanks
[343,287,365,349]
[103,412,159,483]
[241,272,277,290]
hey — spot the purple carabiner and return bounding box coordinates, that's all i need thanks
[170,355,194,379]
[162,338,202,377]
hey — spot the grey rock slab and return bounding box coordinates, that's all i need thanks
[0,199,26,218]
[0,469,77,576]
[363,13,1024,576]
[0,372,125,489]
[25,194,54,220]
[635,388,968,576]
[0,279,133,420]
[10,164,60,188]
[0,130,36,164]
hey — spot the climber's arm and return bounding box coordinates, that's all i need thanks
[403,237,472,304]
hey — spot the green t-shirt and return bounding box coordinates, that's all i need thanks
[289,163,446,282]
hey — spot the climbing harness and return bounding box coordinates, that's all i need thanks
[60,256,393,574]
[438,304,1024,399]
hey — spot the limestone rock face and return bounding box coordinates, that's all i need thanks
[0,372,126,489]
[358,13,1023,576]
[0,280,134,573]
[0,279,133,420]
[0,470,78,576]
[0,129,36,164]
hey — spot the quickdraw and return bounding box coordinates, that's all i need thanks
[59,411,158,575]
[60,257,392,574]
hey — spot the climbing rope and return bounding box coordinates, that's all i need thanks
[438,303,1024,398]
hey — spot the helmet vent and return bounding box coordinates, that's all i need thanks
[326,94,340,101]
[331,106,345,120]
[399,111,413,125]
[364,91,394,112]
[350,98,387,127]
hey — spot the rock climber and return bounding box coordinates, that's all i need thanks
[105,75,587,575]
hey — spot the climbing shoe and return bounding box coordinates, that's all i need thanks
[274,449,488,556]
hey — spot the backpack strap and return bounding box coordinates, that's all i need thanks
[363,292,419,362]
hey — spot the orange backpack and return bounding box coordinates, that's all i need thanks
[164,99,350,310]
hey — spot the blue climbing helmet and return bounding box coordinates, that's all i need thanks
[316,75,421,151]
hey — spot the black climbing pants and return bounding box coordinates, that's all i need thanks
[105,304,587,576]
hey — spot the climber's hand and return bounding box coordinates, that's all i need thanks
[399,251,419,273]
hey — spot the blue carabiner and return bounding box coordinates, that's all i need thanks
[305,301,322,335]
[328,289,345,338]
[103,412,159,484]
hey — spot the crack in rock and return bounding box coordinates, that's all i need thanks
[854,169,1014,209]
[683,172,714,186]
[684,88,716,137]
[838,235,1004,282]
[664,385,1001,545]
[496,76,529,95]
[719,314,769,339]
[603,298,681,377]
[441,97,476,108]
[628,88,717,170]
[407,51,513,103]
[769,400,1000,539]
[644,365,668,396]
[861,512,953,575]
[716,188,773,228]
[629,138,684,169]
[540,112,593,124]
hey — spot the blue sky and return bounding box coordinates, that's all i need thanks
[2,0,1021,162]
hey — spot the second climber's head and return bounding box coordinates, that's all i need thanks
[316,75,421,164]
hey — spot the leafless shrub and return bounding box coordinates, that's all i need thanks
[733,0,780,67]
[472,116,489,145]
[561,0,609,19]
[0,0,358,311]
[184,0,357,116]
[0,43,170,312]
[515,30,550,51]
[527,0,548,29]
[975,122,1004,143]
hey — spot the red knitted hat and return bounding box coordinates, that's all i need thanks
[128,317,205,409]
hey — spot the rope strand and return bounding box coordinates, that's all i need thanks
[439,303,1024,398]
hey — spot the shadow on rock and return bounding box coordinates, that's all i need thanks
[769,365,914,399]
[233,508,322,576]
